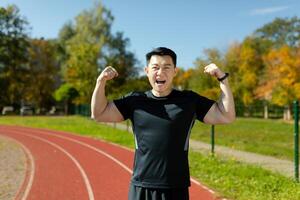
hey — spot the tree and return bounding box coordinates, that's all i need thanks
[102,32,139,97]
[56,22,76,66]
[60,1,113,104]
[0,5,30,105]
[229,37,265,109]
[189,48,224,99]
[173,68,194,90]
[24,38,60,111]
[224,42,241,95]
[59,1,138,104]
[251,17,300,118]
[254,16,300,48]
[53,83,79,114]
[260,45,300,120]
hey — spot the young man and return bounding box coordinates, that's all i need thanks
[91,47,235,200]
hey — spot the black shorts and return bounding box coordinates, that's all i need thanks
[128,184,189,200]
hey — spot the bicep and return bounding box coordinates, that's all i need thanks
[94,102,125,122]
[203,103,230,125]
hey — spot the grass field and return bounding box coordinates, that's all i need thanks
[123,117,295,161]
[0,116,299,200]
[192,118,295,160]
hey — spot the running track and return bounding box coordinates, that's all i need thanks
[0,125,222,200]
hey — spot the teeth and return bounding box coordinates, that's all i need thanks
[156,80,166,84]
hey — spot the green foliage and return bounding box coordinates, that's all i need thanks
[53,83,79,102]
[57,1,138,104]
[102,32,140,97]
[64,42,100,104]
[107,76,151,100]
[254,16,300,48]
[25,39,60,108]
[188,48,223,100]
[0,5,30,105]
[59,2,113,104]
[1,3,299,112]
[186,17,300,110]
[236,37,265,105]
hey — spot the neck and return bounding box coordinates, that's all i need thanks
[151,88,173,97]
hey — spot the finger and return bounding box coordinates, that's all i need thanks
[111,68,119,77]
[204,64,212,72]
[107,70,116,78]
[106,67,118,77]
[204,66,211,73]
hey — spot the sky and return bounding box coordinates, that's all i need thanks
[1,0,300,69]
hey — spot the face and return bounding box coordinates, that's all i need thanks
[145,55,178,97]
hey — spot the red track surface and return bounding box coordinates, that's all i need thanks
[0,125,219,200]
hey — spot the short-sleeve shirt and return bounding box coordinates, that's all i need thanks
[113,89,215,189]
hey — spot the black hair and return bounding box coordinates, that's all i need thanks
[146,47,177,66]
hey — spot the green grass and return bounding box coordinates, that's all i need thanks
[0,116,299,200]
[189,151,300,200]
[191,118,295,160]
[0,116,135,149]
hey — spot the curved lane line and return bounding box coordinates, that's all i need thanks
[11,130,95,200]
[25,129,133,174]
[0,135,35,200]
[8,126,219,197]
[26,128,204,188]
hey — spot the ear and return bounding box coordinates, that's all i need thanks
[144,66,149,74]
[174,67,179,76]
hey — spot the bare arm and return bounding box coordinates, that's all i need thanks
[91,66,124,122]
[202,64,236,124]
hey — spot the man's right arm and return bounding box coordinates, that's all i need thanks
[91,66,124,122]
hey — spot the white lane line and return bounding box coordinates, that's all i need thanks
[10,127,226,199]
[10,130,95,200]
[44,131,228,199]
[0,134,35,200]
[23,129,133,174]
[191,178,215,194]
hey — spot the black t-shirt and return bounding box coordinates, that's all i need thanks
[113,89,215,188]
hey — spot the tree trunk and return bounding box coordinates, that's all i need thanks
[264,104,268,119]
[283,105,291,120]
[64,100,68,115]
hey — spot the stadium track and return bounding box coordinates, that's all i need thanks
[0,125,222,200]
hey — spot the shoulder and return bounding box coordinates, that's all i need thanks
[125,91,146,97]
[180,90,215,102]
[113,91,146,109]
[178,90,202,98]
[117,91,147,100]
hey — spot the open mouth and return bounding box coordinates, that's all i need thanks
[155,80,166,85]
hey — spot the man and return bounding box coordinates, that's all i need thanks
[91,47,235,200]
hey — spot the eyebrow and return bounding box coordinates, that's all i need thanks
[151,63,172,66]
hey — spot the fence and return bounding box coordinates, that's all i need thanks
[73,104,91,117]
[73,103,291,119]
[235,104,295,119]
[294,100,299,182]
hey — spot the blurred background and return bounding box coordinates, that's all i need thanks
[0,0,299,119]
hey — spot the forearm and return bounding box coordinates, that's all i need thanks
[216,79,236,121]
[91,80,108,119]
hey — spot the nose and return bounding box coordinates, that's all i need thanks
[157,68,163,75]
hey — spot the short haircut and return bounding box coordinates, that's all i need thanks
[146,47,177,67]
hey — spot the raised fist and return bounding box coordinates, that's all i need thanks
[97,66,119,83]
[204,63,225,79]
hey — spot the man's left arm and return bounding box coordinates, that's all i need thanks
[203,64,236,124]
